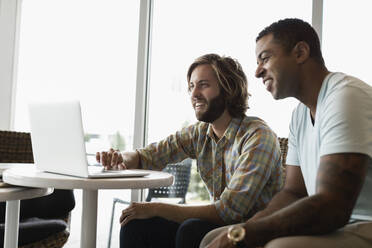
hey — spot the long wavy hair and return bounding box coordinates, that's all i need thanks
[187,53,250,118]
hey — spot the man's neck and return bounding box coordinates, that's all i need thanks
[210,110,232,140]
[297,63,330,119]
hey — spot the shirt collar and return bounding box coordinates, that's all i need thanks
[206,116,243,143]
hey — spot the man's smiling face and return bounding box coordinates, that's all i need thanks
[189,64,226,123]
[255,33,300,100]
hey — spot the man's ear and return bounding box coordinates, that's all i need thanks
[293,41,310,64]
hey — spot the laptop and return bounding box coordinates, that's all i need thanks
[28,100,149,178]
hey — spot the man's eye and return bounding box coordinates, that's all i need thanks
[262,56,270,63]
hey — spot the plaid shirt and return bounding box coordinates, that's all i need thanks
[137,116,283,224]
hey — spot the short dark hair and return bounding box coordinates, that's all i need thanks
[187,53,250,118]
[256,18,324,65]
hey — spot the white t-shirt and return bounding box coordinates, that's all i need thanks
[286,72,372,221]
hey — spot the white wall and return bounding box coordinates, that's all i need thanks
[0,0,21,129]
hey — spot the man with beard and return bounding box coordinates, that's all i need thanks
[96,54,283,248]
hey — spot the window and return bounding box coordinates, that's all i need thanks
[146,0,311,203]
[147,0,312,145]
[323,0,372,86]
[14,1,140,246]
[15,0,140,158]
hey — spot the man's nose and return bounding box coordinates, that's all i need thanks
[255,64,264,78]
[190,86,201,98]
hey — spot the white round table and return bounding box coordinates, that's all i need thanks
[0,186,53,248]
[3,165,173,248]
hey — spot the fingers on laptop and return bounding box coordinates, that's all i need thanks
[118,162,127,170]
[112,149,127,170]
[96,152,101,163]
[101,151,108,167]
[96,151,109,168]
[111,151,120,169]
[96,149,126,170]
[96,151,106,165]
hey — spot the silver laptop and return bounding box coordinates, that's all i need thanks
[28,100,149,178]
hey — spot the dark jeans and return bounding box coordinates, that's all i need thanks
[120,217,222,248]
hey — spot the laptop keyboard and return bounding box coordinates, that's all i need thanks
[88,165,124,174]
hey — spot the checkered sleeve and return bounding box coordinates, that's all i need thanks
[136,124,199,171]
[214,126,282,224]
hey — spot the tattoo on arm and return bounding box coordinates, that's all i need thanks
[245,153,370,247]
[317,153,369,212]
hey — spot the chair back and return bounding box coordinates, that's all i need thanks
[0,131,34,163]
[146,158,192,204]
[0,130,75,248]
[278,137,288,166]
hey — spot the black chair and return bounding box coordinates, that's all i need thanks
[0,130,75,248]
[107,158,192,248]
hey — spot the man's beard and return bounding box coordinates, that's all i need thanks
[195,93,226,123]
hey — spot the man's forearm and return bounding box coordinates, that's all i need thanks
[153,202,225,225]
[250,188,305,221]
[243,194,350,247]
[244,154,369,247]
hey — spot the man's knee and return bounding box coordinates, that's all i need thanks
[200,226,230,248]
[121,217,180,248]
[176,218,212,248]
[120,219,155,247]
[177,218,202,238]
[264,237,302,248]
[120,219,142,236]
[120,219,145,243]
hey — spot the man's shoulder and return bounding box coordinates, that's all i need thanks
[322,72,371,98]
[238,116,264,130]
[239,115,277,137]
[240,115,267,126]
[317,72,372,117]
[338,74,372,98]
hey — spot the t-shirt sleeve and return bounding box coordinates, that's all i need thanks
[319,84,372,158]
[286,108,301,166]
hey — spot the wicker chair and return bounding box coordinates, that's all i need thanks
[0,130,75,248]
[278,137,288,166]
[0,131,34,163]
[278,137,289,186]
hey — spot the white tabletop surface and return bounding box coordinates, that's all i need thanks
[2,163,173,248]
[3,164,174,190]
[0,186,53,202]
[0,163,24,176]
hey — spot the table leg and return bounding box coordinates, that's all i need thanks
[4,200,20,248]
[130,189,145,202]
[81,189,98,248]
